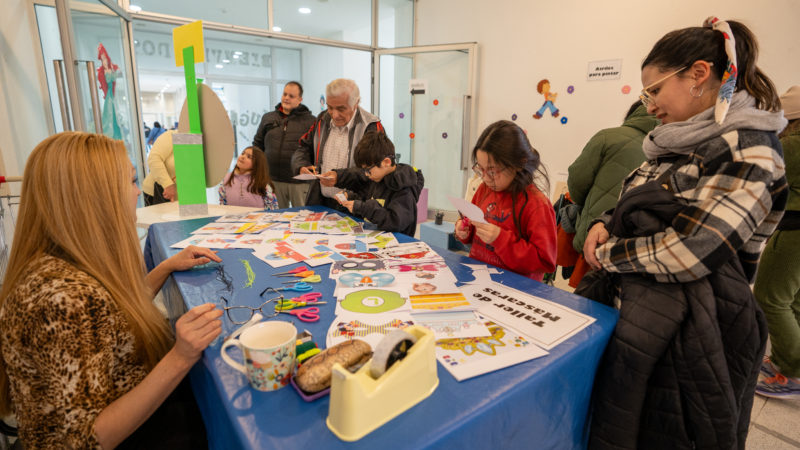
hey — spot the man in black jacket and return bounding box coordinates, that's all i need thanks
[320,132,423,237]
[252,81,316,208]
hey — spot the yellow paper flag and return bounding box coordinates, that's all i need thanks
[172,20,204,67]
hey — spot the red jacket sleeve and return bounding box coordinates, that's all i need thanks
[491,190,557,275]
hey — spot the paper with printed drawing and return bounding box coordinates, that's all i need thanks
[460,282,595,350]
[252,241,308,268]
[326,312,415,349]
[435,312,548,382]
[448,195,487,224]
[412,310,490,339]
[334,287,411,316]
[191,222,254,234]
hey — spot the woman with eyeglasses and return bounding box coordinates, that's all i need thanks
[454,120,557,281]
[583,18,787,448]
[0,132,223,448]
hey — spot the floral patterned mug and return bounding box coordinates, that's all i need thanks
[221,321,297,391]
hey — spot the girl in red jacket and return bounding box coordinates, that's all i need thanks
[455,120,557,281]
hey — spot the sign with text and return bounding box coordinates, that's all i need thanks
[409,79,428,95]
[462,282,596,349]
[587,59,622,81]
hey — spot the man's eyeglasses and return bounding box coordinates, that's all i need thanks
[220,288,283,324]
[639,66,687,107]
[472,163,505,179]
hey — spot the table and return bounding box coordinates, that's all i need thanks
[145,207,618,450]
[136,202,260,228]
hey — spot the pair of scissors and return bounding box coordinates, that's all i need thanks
[278,307,320,322]
[281,274,321,284]
[274,282,313,293]
[276,270,315,278]
[280,292,324,306]
[277,292,323,310]
[273,266,309,276]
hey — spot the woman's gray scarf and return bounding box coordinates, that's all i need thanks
[642,91,787,159]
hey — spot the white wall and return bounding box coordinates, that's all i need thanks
[415,0,800,195]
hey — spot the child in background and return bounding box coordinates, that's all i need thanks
[455,120,557,281]
[219,146,279,210]
[319,131,424,236]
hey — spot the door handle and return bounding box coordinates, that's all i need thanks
[53,59,71,130]
[85,60,103,134]
[461,94,472,170]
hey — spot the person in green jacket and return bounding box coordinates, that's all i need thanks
[565,101,659,286]
[754,85,800,398]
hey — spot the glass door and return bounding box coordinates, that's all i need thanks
[35,0,145,183]
[375,44,478,215]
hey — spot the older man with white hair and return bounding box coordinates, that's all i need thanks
[292,78,384,209]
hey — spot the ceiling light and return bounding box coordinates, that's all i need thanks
[128,4,142,12]
[234,51,243,55]
[298,7,311,14]
[233,54,239,59]
[215,64,223,69]
[272,26,282,32]
[222,59,230,63]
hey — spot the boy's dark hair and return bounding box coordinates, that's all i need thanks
[354,131,395,167]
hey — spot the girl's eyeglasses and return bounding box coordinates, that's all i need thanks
[472,163,505,179]
[220,288,283,324]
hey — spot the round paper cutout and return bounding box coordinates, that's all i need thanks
[341,289,405,314]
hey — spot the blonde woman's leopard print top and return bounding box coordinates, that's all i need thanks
[0,255,149,448]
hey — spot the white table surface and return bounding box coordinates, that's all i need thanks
[135,202,261,228]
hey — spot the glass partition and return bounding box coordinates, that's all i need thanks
[132,20,372,202]
[35,1,145,189]
[378,0,413,48]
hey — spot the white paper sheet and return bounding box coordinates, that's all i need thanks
[461,282,596,350]
[448,195,488,224]
[293,173,334,181]
[434,313,548,381]
[412,310,490,339]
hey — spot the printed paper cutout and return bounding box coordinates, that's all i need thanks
[434,314,549,382]
[326,312,415,349]
[339,289,407,314]
[339,272,396,288]
[411,311,490,339]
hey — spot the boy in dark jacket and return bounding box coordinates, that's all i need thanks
[320,131,424,236]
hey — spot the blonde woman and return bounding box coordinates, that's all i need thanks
[0,132,223,448]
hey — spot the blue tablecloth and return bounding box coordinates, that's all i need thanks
[145,207,618,449]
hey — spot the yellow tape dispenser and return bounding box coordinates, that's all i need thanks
[326,325,439,441]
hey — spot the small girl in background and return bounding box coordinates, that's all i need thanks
[455,120,557,281]
[219,146,279,210]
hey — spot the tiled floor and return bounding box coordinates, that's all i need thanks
[551,275,800,449]
[747,360,800,449]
